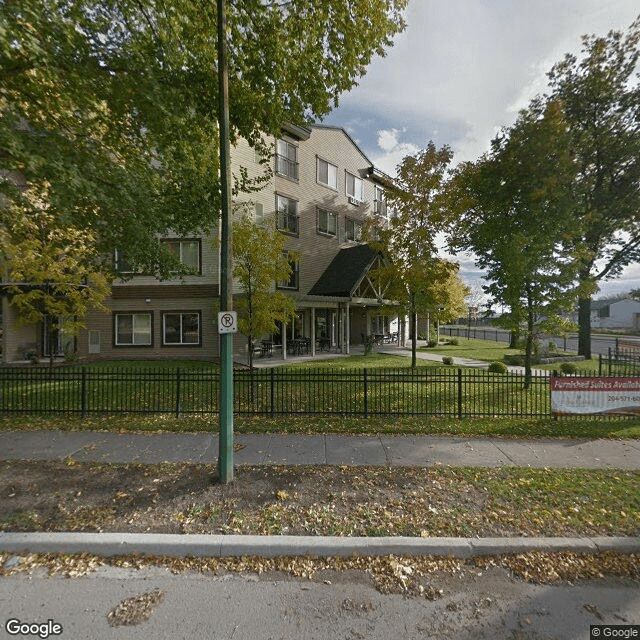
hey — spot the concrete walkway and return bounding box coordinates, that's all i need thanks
[378,344,551,375]
[1,429,639,469]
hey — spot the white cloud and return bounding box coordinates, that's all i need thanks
[327,1,640,294]
[370,128,420,176]
[335,0,640,163]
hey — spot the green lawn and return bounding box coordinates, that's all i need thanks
[420,337,523,362]
[2,413,639,439]
[284,352,443,369]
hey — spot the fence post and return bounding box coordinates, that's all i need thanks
[270,367,275,417]
[598,353,602,376]
[81,367,88,419]
[457,368,463,418]
[363,368,368,418]
[175,368,181,418]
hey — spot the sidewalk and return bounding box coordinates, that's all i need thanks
[1,429,639,559]
[1,429,639,469]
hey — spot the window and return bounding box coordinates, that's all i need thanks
[88,330,100,354]
[374,185,387,218]
[317,207,337,236]
[275,139,299,180]
[164,239,200,272]
[345,217,363,242]
[346,172,364,202]
[317,157,337,189]
[162,312,201,346]
[114,313,152,346]
[276,195,299,235]
[114,250,141,275]
[277,253,299,290]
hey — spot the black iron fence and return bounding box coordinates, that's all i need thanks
[0,365,564,418]
[600,348,640,375]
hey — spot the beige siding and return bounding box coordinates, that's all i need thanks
[273,125,376,297]
[77,294,220,361]
[2,299,39,362]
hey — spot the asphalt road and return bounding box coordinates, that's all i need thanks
[1,565,638,640]
[443,326,640,357]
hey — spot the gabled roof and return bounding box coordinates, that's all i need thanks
[308,244,379,297]
[309,124,373,167]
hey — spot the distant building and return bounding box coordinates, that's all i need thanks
[590,297,640,331]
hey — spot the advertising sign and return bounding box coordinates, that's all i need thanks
[551,377,640,416]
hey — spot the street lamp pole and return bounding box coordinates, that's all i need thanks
[217,0,233,483]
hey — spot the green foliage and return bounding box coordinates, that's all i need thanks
[369,142,468,367]
[441,356,454,365]
[449,99,583,387]
[232,213,297,370]
[0,0,407,275]
[1,188,110,362]
[544,19,640,356]
[488,361,507,374]
[559,362,579,375]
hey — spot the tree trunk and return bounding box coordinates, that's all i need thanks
[248,335,255,409]
[49,323,56,370]
[524,296,534,390]
[577,296,592,359]
[410,291,417,369]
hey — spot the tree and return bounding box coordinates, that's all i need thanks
[545,17,640,358]
[1,0,408,275]
[232,213,297,374]
[449,100,584,387]
[370,142,462,367]
[1,185,110,367]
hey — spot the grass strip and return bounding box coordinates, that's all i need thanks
[2,414,638,439]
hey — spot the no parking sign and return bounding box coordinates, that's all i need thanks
[217,311,238,334]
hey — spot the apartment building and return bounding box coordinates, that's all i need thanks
[1,124,398,363]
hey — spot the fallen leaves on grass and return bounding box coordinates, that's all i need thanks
[1,463,638,538]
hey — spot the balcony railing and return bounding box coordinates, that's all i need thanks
[275,154,299,180]
[374,199,388,217]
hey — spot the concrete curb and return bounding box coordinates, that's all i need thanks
[1,533,638,559]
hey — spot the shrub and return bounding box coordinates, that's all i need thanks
[448,338,459,346]
[488,361,507,374]
[559,362,578,375]
[427,340,438,348]
[547,341,556,352]
[442,356,454,365]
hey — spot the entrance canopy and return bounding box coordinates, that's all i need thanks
[308,244,390,302]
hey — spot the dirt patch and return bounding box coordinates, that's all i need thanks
[1,461,638,537]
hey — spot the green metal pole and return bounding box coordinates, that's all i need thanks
[217,0,233,483]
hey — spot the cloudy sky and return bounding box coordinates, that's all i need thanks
[323,0,640,299]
